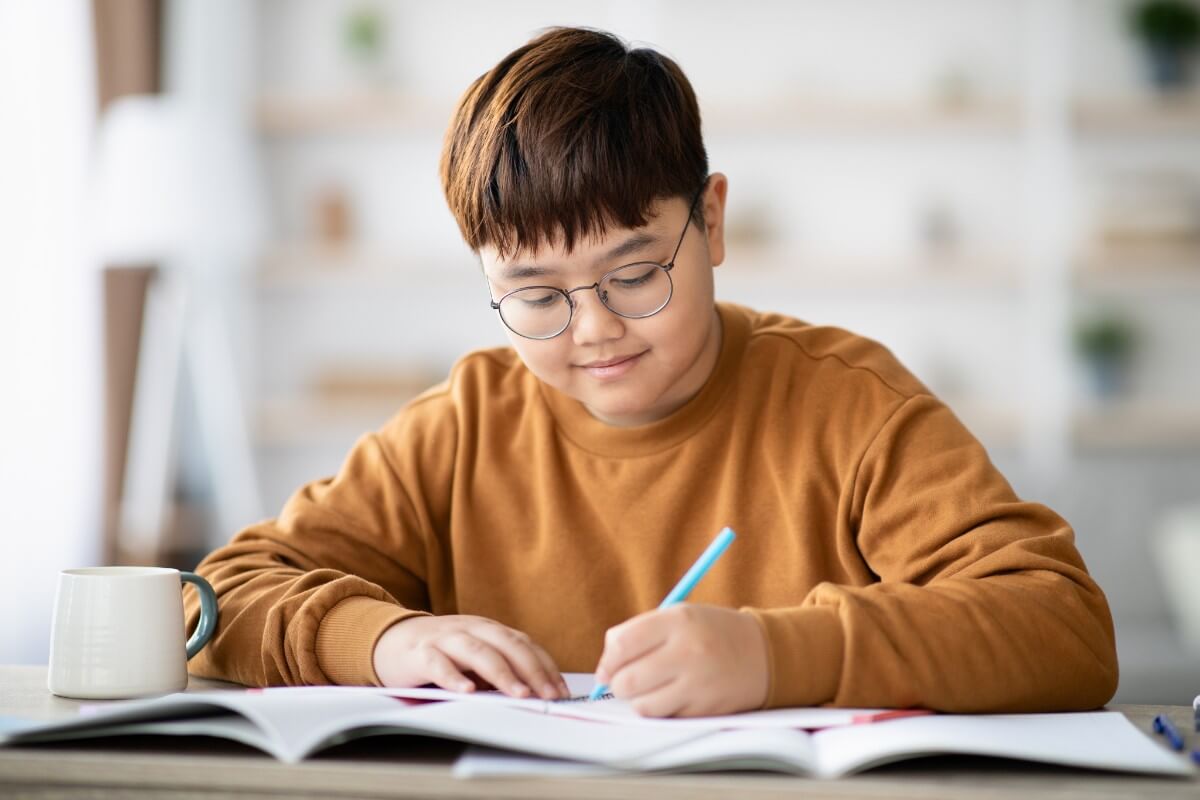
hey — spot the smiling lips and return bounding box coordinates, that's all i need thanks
[579,351,646,379]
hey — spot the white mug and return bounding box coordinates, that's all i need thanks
[47,566,218,699]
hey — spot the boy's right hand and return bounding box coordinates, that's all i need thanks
[372,615,569,700]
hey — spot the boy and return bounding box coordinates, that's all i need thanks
[186,27,1118,717]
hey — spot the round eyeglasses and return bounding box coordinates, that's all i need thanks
[492,261,675,340]
[488,181,707,340]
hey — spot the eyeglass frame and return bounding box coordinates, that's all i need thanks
[487,178,709,340]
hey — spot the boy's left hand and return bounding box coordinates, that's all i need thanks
[593,604,769,717]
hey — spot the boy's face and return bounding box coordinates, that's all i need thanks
[480,173,728,427]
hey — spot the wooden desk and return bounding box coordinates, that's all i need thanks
[0,665,1195,799]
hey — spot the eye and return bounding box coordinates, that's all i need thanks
[517,290,560,308]
[610,266,659,288]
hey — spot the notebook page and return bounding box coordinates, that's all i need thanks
[298,674,904,730]
[453,728,820,776]
[340,700,711,764]
[542,696,916,730]
[811,711,1194,778]
[453,747,619,778]
[612,727,817,773]
[3,690,408,762]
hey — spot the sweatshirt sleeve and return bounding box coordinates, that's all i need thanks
[745,393,1119,712]
[183,391,454,688]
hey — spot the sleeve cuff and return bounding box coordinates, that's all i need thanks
[742,605,844,708]
[315,596,429,686]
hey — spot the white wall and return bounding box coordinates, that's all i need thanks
[0,1,100,663]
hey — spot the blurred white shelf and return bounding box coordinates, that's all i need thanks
[703,98,1021,136]
[256,394,421,448]
[1074,248,1200,292]
[719,247,1022,294]
[947,402,1023,451]
[258,91,1200,140]
[257,91,452,135]
[1073,402,1200,450]
[256,91,1020,137]
[1074,96,1200,136]
[258,242,481,291]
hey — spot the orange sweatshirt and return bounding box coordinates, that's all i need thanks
[185,302,1118,711]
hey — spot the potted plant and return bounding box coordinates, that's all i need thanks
[343,7,390,87]
[1074,312,1138,399]
[1128,0,1200,91]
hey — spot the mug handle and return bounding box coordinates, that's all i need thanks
[180,572,218,660]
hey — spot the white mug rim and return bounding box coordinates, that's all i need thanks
[61,566,180,578]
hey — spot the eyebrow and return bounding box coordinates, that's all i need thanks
[500,231,664,281]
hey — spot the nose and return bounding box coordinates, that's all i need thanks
[570,287,625,347]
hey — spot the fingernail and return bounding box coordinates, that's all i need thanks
[511,682,530,697]
[542,683,557,698]
[458,681,474,692]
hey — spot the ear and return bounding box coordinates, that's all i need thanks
[701,172,729,268]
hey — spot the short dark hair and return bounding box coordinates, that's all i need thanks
[439,27,708,259]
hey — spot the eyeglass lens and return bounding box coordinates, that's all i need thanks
[497,262,673,339]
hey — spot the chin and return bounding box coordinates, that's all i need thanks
[583,391,660,425]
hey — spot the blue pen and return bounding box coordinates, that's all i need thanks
[1153,714,1184,751]
[588,526,737,701]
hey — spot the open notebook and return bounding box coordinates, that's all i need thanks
[0,674,1191,778]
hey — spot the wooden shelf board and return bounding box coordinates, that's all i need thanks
[719,248,1021,292]
[256,92,1021,137]
[1074,96,1200,135]
[1074,249,1200,291]
[947,403,1023,450]
[704,98,1021,135]
[256,91,1200,138]
[257,91,452,135]
[1073,403,1200,449]
[258,243,480,290]
[256,394,424,448]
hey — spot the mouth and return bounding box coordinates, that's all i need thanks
[577,351,647,379]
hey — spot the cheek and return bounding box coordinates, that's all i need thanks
[511,338,572,379]
[643,295,703,353]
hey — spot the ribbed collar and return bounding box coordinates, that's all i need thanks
[539,303,751,458]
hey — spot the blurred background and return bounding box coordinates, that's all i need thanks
[1,0,1198,702]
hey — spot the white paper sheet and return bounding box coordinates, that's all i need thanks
[810,711,1194,778]
[452,711,1196,779]
[265,673,908,730]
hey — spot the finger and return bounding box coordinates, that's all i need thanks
[417,645,476,693]
[607,633,681,700]
[436,634,531,698]
[526,638,570,698]
[627,674,686,718]
[596,613,670,682]
[509,633,569,697]
[471,625,563,700]
[609,657,675,702]
[452,618,567,697]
